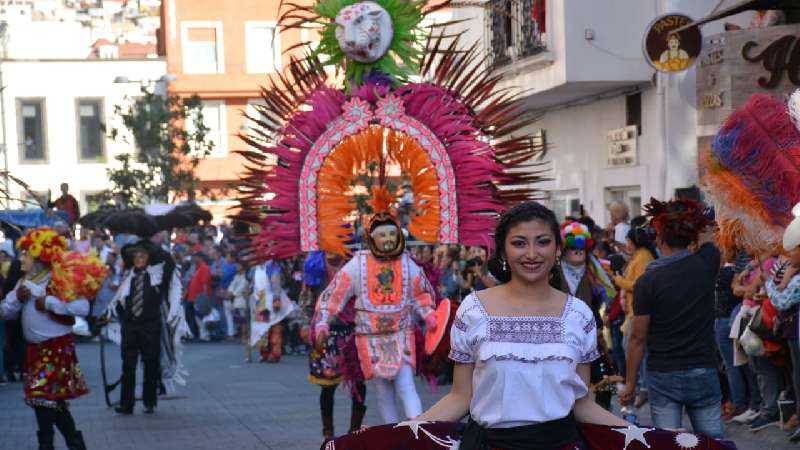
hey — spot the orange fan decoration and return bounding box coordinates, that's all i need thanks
[316,125,442,256]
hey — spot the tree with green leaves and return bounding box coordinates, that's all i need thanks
[104,86,213,206]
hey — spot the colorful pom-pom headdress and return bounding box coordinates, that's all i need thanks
[703,90,800,254]
[17,227,107,302]
[560,221,594,250]
[235,0,548,262]
[558,221,616,301]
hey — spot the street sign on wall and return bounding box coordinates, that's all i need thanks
[607,125,638,168]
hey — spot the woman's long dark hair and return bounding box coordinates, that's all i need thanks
[487,202,561,284]
[627,215,658,260]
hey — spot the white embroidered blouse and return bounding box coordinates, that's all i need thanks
[449,292,599,428]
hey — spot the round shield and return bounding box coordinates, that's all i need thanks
[425,299,451,355]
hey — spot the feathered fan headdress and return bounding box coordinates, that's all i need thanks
[702,90,800,254]
[236,12,549,262]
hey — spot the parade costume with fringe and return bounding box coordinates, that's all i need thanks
[250,260,296,362]
[233,0,734,446]
[88,204,205,399]
[552,221,620,409]
[301,251,368,438]
[0,227,106,450]
[106,240,187,413]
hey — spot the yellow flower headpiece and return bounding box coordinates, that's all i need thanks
[17,227,68,264]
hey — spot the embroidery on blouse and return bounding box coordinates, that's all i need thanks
[489,318,565,344]
[580,348,600,364]
[449,349,472,363]
[470,294,573,345]
[583,317,596,334]
[487,354,574,364]
[453,316,468,332]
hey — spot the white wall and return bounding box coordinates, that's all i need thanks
[562,0,653,83]
[0,59,167,211]
[528,0,758,225]
[536,87,659,223]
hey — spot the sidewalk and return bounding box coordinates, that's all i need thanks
[0,341,792,449]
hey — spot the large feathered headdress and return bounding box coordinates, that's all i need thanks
[702,90,800,254]
[235,2,549,263]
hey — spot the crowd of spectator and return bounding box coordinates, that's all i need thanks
[2,193,800,444]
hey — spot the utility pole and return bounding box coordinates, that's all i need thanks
[0,21,9,208]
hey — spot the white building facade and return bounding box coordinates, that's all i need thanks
[456,0,754,224]
[0,58,166,211]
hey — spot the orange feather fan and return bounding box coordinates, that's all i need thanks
[316,125,441,256]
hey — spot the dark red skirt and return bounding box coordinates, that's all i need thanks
[321,421,738,450]
[24,334,88,408]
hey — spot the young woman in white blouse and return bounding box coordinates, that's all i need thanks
[417,202,629,449]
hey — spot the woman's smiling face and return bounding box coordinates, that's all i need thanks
[504,219,559,284]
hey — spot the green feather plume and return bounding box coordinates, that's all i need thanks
[313,0,426,89]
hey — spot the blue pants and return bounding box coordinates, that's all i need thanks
[648,367,724,439]
[623,329,648,389]
[610,321,626,378]
[715,316,747,408]
[0,319,4,376]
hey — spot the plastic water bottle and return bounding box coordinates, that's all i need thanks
[620,406,639,426]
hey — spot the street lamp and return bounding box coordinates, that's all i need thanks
[0,21,9,208]
[114,73,176,86]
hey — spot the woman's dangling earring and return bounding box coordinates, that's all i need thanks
[502,259,507,272]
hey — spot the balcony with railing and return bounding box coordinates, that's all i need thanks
[485,0,653,112]
[486,0,546,70]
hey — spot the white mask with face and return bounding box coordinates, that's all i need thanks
[335,1,394,63]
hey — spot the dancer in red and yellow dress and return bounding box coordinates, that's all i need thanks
[0,227,106,450]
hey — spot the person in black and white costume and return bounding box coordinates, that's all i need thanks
[107,239,186,414]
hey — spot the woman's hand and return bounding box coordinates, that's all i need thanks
[17,284,32,302]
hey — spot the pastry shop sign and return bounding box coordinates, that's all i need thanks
[643,14,702,72]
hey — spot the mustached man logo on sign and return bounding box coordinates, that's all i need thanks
[644,14,702,72]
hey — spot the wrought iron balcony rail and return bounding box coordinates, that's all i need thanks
[486,0,546,69]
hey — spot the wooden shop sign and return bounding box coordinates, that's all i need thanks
[696,23,800,130]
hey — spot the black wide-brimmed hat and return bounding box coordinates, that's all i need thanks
[121,239,166,268]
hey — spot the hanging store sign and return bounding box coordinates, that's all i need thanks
[607,125,638,168]
[643,14,702,73]
[742,35,800,89]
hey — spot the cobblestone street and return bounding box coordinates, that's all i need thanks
[0,341,792,449]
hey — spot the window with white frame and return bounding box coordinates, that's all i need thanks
[188,100,227,158]
[77,98,105,161]
[245,21,280,74]
[18,98,46,162]
[245,100,279,161]
[605,186,642,220]
[551,189,581,222]
[181,22,224,74]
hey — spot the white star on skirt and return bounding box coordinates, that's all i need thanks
[394,420,432,439]
[612,425,654,449]
[675,432,700,449]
